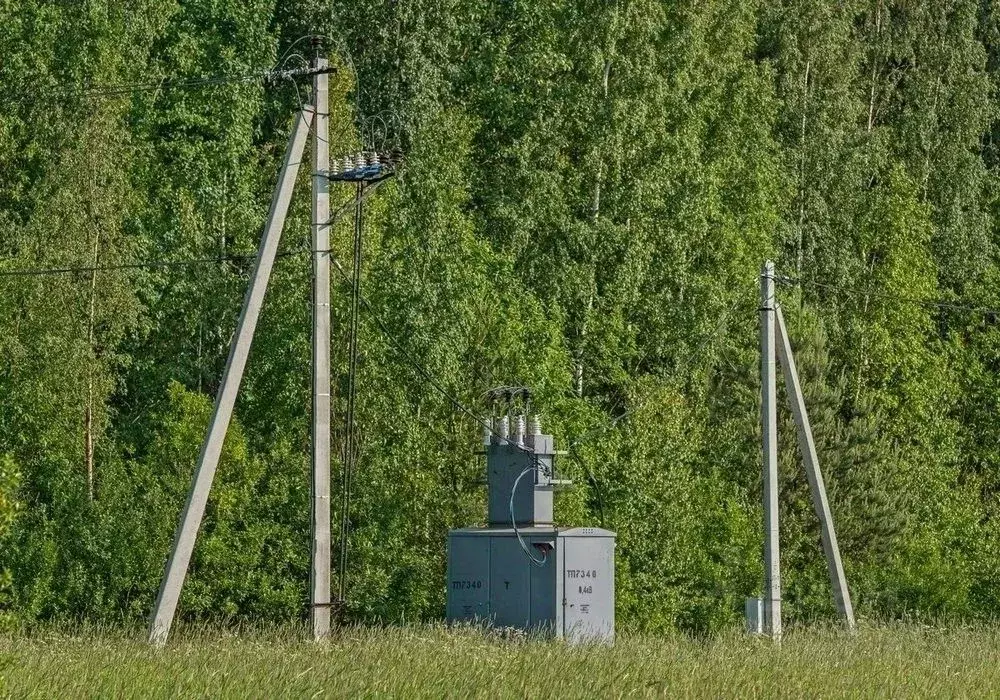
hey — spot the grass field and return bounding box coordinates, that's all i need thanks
[1,622,997,698]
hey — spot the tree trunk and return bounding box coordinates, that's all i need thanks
[85,229,100,501]
[867,2,882,133]
[797,60,810,279]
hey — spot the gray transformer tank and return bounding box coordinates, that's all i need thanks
[446,417,615,643]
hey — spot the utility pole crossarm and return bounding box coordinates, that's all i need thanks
[147,106,314,647]
[774,303,856,629]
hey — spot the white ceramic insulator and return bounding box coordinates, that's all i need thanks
[498,415,509,445]
[482,418,492,447]
[515,415,526,447]
[529,415,542,436]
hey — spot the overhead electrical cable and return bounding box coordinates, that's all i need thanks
[0,181,388,280]
[63,72,262,98]
[338,181,365,602]
[778,275,1000,318]
[322,176,548,587]
[12,64,334,104]
[323,245,536,457]
[567,281,757,451]
[323,243,758,468]
[560,281,757,529]
[0,252,274,278]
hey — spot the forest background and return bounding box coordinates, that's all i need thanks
[1,0,999,633]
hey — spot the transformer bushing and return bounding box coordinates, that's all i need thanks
[446,415,616,643]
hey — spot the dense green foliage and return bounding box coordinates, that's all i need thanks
[1,0,999,632]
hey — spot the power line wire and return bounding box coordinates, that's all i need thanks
[338,181,365,602]
[323,242,535,456]
[779,275,1000,318]
[12,65,334,104]
[567,281,757,451]
[0,181,387,280]
[63,73,263,99]
[0,252,277,278]
[323,219,756,461]
[557,281,756,528]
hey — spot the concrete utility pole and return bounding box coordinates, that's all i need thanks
[760,260,781,640]
[775,304,855,629]
[148,108,314,646]
[310,54,332,641]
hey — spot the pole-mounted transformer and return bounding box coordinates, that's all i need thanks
[446,392,616,643]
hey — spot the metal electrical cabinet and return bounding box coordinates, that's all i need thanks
[447,527,615,642]
[445,415,615,643]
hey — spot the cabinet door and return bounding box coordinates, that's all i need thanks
[490,537,530,628]
[563,537,615,643]
[528,536,557,633]
[446,536,489,621]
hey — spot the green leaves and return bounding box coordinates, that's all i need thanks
[0,456,19,536]
[1,0,1000,632]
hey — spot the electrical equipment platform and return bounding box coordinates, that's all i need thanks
[446,412,615,643]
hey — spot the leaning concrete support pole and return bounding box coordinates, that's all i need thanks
[760,260,781,641]
[775,303,856,629]
[148,107,314,646]
[310,56,332,641]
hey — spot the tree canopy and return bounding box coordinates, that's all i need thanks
[1,0,999,632]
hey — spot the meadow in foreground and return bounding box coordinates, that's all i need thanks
[1,622,997,698]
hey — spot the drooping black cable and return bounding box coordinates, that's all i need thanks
[510,465,548,567]
[338,181,364,603]
[324,247,535,457]
[563,282,757,529]
[567,282,756,452]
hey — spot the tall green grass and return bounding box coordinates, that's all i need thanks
[2,622,997,698]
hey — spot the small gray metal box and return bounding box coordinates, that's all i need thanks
[486,443,554,526]
[745,597,763,635]
[447,526,615,643]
